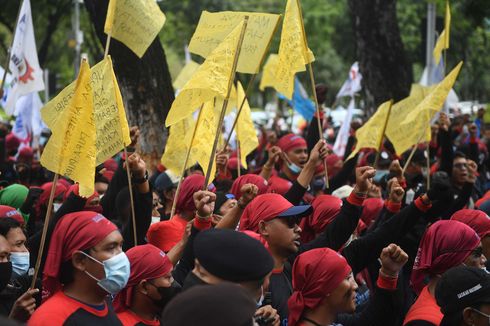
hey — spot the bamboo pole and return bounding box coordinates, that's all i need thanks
[204,16,249,187]
[31,174,59,288]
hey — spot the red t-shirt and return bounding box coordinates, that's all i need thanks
[28,291,121,326]
[117,309,159,326]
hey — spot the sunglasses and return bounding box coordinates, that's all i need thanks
[280,217,301,228]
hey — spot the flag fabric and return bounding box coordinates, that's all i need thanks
[346,100,392,161]
[5,0,44,114]
[188,11,280,74]
[12,92,45,142]
[401,62,463,130]
[278,78,315,122]
[333,97,355,157]
[105,0,166,58]
[165,21,244,127]
[336,62,362,98]
[259,54,279,91]
[161,115,196,174]
[41,56,131,165]
[40,61,96,197]
[190,101,217,185]
[273,0,315,99]
[236,81,258,169]
[385,84,432,155]
[433,1,451,65]
[172,60,200,90]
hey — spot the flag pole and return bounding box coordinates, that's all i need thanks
[296,0,329,189]
[170,105,204,217]
[31,173,59,288]
[104,33,112,58]
[426,141,431,189]
[204,16,249,187]
[0,1,23,92]
[373,100,393,168]
[237,139,241,178]
[222,15,281,150]
[402,132,426,175]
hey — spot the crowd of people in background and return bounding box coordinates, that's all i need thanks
[0,85,489,326]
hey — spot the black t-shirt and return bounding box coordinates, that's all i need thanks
[28,291,122,326]
[269,264,293,326]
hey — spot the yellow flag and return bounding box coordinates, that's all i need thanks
[236,81,258,168]
[190,101,217,185]
[105,0,166,58]
[214,84,238,116]
[259,54,279,91]
[41,56,131,165]
[274,0,315,99]
[40,61,96,197]
[161,115,196,174]
[173,60,200,90]
[385,84,433,155]
[188,11,280,74]
[165,21,244,127]
[346,100,392,161]
[445,1,451,48]
[402,62,463,127]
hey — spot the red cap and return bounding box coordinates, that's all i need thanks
[0,205,24,225]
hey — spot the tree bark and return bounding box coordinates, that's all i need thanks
[348,0,412,112]
[84,0,174,169]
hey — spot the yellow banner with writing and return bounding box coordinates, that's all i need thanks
[41,61,96,197]
[105,0,166,58]
[236,81,258,168]
[273,0,315,99]
[259,54,279,91]
[189,11,280,74]
[166,21,244,127]
[347,100,392,161]
[173,60,200,90]
[161,115,196,175]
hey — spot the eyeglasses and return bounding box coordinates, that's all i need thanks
[471,308,490,324]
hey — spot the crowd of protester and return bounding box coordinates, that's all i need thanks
[0,86,489,326]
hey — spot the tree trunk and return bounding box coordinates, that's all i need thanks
[84,0,174,170]
[348,0,412,112]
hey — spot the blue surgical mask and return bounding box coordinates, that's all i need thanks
[10,252,30,277]
[287,162,302,174]
[81,251,130,295]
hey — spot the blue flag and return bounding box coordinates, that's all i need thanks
[278,78,315,122]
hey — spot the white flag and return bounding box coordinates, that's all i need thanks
[333,97,355,157]
[12,92,45,141]
[336,62,362,98]
[5,0,44,114]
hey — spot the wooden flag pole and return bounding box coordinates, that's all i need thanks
[426,142,431,189]
[104,33,112,58]
[373,101,393,168]
[204,16,249,187]
[222,16,281,150]
[31,173,59,288]
[402,132,426,175]
[170,105,204,218]
[123,147,138,246]
[297,0,329,189]
[237,139,241,177]
[0,2,23,92]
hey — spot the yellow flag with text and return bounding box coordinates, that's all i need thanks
[188,11,280,74]
[347,100,392,161]
[259,54,279,91]
[274,0,315,99]
[190,101,217,185]
[105,0,166,58]
[161,115,196,174]
[236,81,258,168]
[166,21,244,127]
[40,61,96,197]
[173,60,200,90]
[41,56,131,166]
[385,84,433,155]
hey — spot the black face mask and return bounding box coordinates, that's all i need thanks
[147,281,182,309]
[182,272,208,291]
[0,262,12,292]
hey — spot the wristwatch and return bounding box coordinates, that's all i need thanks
[132,170,149,184]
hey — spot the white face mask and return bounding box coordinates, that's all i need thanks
[53,203,62,213]
[10,252,30,277]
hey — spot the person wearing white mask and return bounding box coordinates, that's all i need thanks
[29,211,129,326]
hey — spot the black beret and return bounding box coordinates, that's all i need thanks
[162,283,256,326]
[194,228,273,283]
